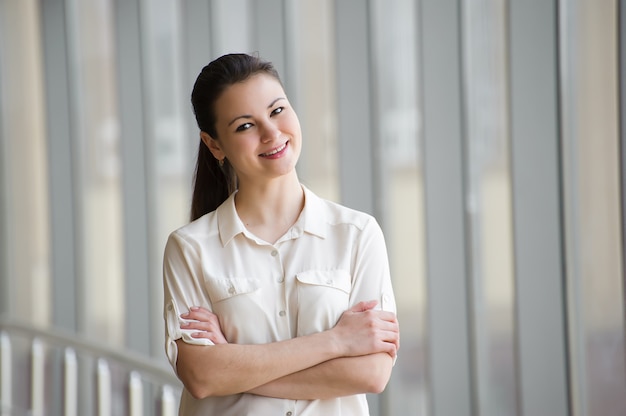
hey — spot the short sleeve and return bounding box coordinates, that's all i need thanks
[162,231,215,374]
[349,216,398,365]
[349,216,397,315]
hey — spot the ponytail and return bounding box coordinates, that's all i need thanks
[190,142,237,221]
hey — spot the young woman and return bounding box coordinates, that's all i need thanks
[162,53,399,415]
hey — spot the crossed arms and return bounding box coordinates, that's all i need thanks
[175,300,400,400]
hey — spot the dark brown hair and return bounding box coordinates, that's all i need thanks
[190,53,281,221]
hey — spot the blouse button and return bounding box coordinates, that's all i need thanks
[279,310,286,317]
[271,249,278,257]
[228,286,236,295]
[326,279,333,285]
[286,412,293,416]
[278,277,284,283]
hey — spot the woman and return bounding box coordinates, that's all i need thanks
[163,53,399,415]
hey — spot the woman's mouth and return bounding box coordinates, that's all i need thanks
[259,141,288,158]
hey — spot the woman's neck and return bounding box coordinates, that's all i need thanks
[234,173,304,243]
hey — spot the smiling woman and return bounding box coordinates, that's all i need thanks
[200,74,301,192]
[161,53,400,416]
[1,1,624,415]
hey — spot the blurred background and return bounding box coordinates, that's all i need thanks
[0,0,624,415]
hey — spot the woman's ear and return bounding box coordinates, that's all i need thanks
[200,131,225,161]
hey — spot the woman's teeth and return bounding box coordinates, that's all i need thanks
[261,142,287,156]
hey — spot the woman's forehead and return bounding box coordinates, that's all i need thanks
[216,74,286,115]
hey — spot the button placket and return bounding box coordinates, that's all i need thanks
[272,247,285,283]
[270,246,288,321]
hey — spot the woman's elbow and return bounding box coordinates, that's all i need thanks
[366,376,390,394]
[186,383,210,400]
[176,357,222,398]
[175,340,226,399]
[364,354,393,394]
[178,368,213,399]
[180,372,228,399]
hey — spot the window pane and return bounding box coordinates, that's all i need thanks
[462,1,518,414]
[71,0,125,345]
[0,0,50,324]
[560,1,626,414]
[211,0,253,56]
[293,0,339,201]
[141,0,190,354]
[371,0,428,414]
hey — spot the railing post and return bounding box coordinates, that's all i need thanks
[161,385,176,416]
[129,371,143,416]
[97,358,111,416]
[64,347,77,416]
[0,321,182,413]
[31,338,44,416]
[0,332,11,416]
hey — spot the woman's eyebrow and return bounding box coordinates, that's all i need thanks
[268,97,286,107]
[227,97,286,126]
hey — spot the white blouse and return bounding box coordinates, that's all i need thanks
[163,185,396,415]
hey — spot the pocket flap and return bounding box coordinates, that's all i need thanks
[295,270,351,294]
[208,278,260,302]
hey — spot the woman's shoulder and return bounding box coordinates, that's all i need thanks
[169,210,219,242]
[305,186,376,231]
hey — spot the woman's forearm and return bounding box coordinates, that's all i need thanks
[247,353,394,400]
[176,331,341,399]
[176,302,398,399]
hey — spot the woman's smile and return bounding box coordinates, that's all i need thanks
[259,141,289,158]
[206,73,303,183]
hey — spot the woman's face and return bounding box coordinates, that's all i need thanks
[204,73,302,186]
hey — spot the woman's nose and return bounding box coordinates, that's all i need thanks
[259,121,280,143]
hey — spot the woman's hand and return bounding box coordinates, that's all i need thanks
[332,300,399,358]
[180,306,228,344]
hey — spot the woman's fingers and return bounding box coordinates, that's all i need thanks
[184,306,217,321]
[334,304,400,357]
[180,306,228,344]
[189,331,223,340]
[349,300,379,313]
[370,312,398,349]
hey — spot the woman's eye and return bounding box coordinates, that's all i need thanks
[271,107,284,116]
[236,122,253,132]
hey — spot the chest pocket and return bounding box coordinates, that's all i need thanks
[207,278,261,303]
[295,270,351,336]
[204,278,264,344]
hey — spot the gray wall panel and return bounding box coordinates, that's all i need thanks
[419,0,473,415]
[251,0,288,85]
[180,0,213,162]
[334,0,375,215]
[40,0,79,331]
[509,1,569,415]
[114,0,152,355]
[0,1,9,315]
[617,1,626,262]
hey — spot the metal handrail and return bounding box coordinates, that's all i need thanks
[0,317,178,384]
[0,317,181,416]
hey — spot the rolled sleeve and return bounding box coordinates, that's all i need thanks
[163,231,215,374]
[349,216,399,366]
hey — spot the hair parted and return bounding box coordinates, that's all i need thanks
[189,53,282,221]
